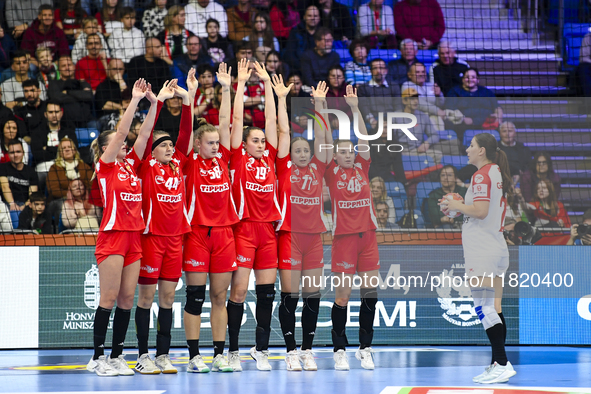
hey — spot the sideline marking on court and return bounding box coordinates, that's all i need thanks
[5,392,165,394]
[380,387,591,394]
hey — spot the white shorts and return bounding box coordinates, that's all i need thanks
[464,255,509,278]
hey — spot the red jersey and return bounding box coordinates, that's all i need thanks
[184,144,239,227]
[96,151,144,232]
[324,155,377,236]
[230,144,281,223]
[276,155,327,234]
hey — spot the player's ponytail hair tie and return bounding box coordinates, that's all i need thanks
[152,135,174,151]
[496,147,500,152]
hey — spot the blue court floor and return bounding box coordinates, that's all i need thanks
[1,346,591,393]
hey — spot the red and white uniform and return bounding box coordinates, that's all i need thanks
[183,144,240,273]
[324,155,379,274]
[276,154,327,270]
[230,144,281,270]
[94,151,144,266]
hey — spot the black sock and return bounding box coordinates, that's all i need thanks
[359,288,377,349]
[213,341,225,357]
[111,307,131,358]
[188,339,200,359]
[301,292,320,351]
[93,307,112,359]
[227,300,244,352]
[156,307,173,357]
[331,303,348,351]
[491,312,507,364]
[486,323,508,366]
[135,306,150,356]
[255,284,275,351]
[279,292,298,352]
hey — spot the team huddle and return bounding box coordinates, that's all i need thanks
[86,59,516,384]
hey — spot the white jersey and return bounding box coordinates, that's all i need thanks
[462,163,509,259]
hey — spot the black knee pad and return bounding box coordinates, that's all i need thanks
[279,292,299,314]
[360,288,378,313]
[256,284,276,308]
[185,285,206,316]
[302,292,321,314]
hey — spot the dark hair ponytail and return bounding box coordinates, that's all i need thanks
[474,132,512,198]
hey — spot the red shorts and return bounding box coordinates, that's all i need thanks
[183,225,237,273]
[278,231,324,271]
[139,234,183,280]
[331,231,380,274]
[95,230,142,267]
[234,221,278,270]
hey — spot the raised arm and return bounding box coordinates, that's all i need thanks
[271,74,293,159]
[253,61,277,149]
[141,80,176,160]
[230,58,251,150]
[344,85,370,161]
[185,68,199,155]
[174,76,195,156]
[102,79,147,163]
[216,62,232,150]
[311,81,330,164]
[134,83,160,160]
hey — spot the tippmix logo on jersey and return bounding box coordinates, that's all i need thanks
[435,266,481,327]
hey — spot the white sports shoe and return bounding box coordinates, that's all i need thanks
[250,346,272,371]
[155,354,178,374]
[333,349,349,371]
[227,351,242,372]
[355,347,375,370]
[108,355,134,376]
[479,361,516,384]
[285,350,302,371]
[187,355,210,373]
[298,349,317,371]
[211,354,233,372]
[87,355,119,377]
[473,364,493,383]
[134,353,161,375]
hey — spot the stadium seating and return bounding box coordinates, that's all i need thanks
[385,181,407,219]
[75,128,99,147]
[462,130,501,147]
[441,155,469,168]
[9,211,19,229]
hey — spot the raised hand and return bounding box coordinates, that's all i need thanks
[132,78,148,100]
[237,58,251,84]
[311,81,329,98]
[145,83,158,104]
[344,84,358,108]
[217,62,232,88]
[157,80,176,101]
[173,83,190,99]
[253,61,270,82]
[271,74,292,98]
[187,68,198,92]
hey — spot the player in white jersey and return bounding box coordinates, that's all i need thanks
[440,133,516,384]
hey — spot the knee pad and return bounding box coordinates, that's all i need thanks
[256,284,276,308]
[184,285,206,316]
[279,292,299,314]
[302,292,321,314]
[472,287,501,330]
[360,288,378,313]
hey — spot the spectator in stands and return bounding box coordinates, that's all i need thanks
[402,62,445,131]
[567,209,591,245]
[55,0,87,44]
[427,164,467,228]
[6,0,53,40]
[201,18,234,65]
[244,12,280,57]
[194,63,216,117]
[238,61,265,128]
[203,84,234,127]
[357,58,402,130]
[17,191,53,233]
[142,0,168,38]
[227,40,253,78]
[497,121,532,180]
[344,39,371,85]
[286,72,310,135]
[358,0,396,49]
[35,48,58,89]
[155,96,182,141]
[21,4,71,62]
[521,151,561,203]
[126,118,140,150]
[227,0,255,42]
[172,36,214,89]
[108,7,145,64]
[326,65,351,130]
[578,31,591,96]
[94,58,126,118]
[300,27,340,87]
[393,0,445,49]
[265,50,289,79]
[527,178,571,228]
[368,123,406,184]
[0,139,39,210]
[14,80,46,133]
[0,52,35,84]
[185,0,229,38]
[46,137,92,201]
[48,56,93,127]
[95,0,122,38]
[74,33,108,91]
[429,41,469,96]
[71,17,110,64]
[284,4,320,71]
[1,51,48,109]
[387,38,418,86]
[375,201,398,230]
[269,0,300,46]
[127,37,171,93]
[98,87,146,131]
[0,27,17,71]
[317,0,354,44]
[370,176,397,224]
[60,178,100,230]
[0,118,31,165]
[0,87,15,127]
[157,5,193,62]
[504,182,528,235]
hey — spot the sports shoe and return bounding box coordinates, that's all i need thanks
[298,349,317,371]
[134,353,161,375]
[285,350,302,371]
[108,354,134,376]
[479,361,516,384]
[227,351,242,372]
[187,355,210,373]
[155,354,178,374]
[211,354,233,372]
[87,355,119,376]
[472,364,493,383]
[355,347,375,370]
[250,346,272,371]
[333,349,349,371]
